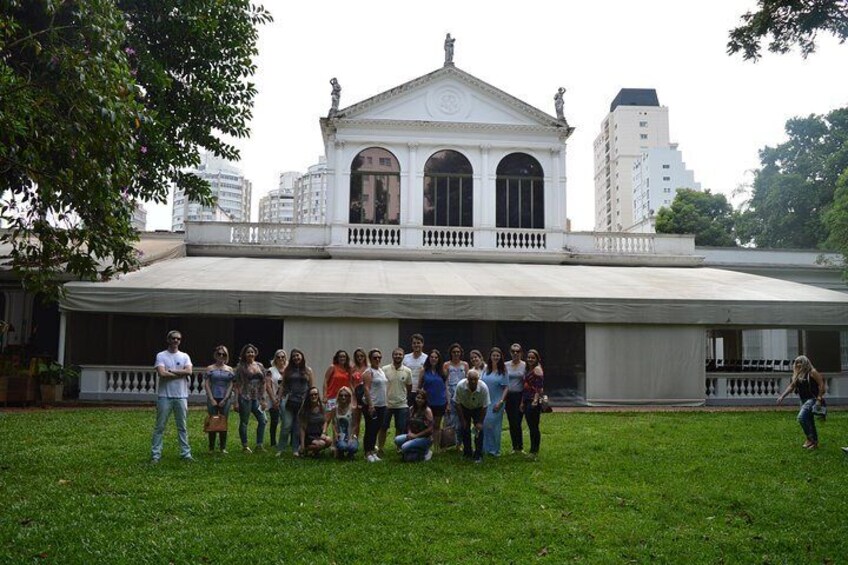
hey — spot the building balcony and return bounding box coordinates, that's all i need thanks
[185,221,700,266]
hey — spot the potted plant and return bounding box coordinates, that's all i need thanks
[38,361,80,404]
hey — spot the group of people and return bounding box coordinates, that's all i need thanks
[149,331,546,463]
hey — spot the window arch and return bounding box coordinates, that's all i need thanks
[423,150,473,227]
[496,152,544,229]
[349,147,401,224]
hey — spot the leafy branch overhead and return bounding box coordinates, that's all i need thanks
[0,0,271,299]
[728,0,848,60]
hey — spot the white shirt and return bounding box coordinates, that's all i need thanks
[403,352,426,392]
[154,350,192,398]
[454,379,490,410]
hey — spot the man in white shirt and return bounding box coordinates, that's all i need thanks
[150,330,194,463]
[402,333,426,406]
[455,369,490,463]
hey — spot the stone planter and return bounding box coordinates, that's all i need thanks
[40,383,64,404]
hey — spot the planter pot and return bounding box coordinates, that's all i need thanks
[40,383,64,404]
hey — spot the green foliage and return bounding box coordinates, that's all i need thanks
[1,409,848,562]
[655,189,738,246]
[824,168,848,268]
[36,361,80,385]
[738,107,848,249]
[728,0,848,60]
[0,0,271,299]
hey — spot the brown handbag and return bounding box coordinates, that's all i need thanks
[203,412,228,433]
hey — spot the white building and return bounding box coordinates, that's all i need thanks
[172,153,252,231]
[131,201,147,232]
[593,89,670,231]
[259,171,299,223]
[294,158,327,224]
[630,145,701,232]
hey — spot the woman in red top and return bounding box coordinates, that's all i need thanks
[521,349,545,459]
[323,350,353,413]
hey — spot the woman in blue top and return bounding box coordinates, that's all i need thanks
[481,347,509,457]
[419,349,448,451]
[203,345,235,453]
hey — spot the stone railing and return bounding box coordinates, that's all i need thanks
[80,365,208,402]
[705,373,846,405]
[186,222,697,260]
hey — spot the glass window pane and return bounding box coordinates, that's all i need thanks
[496,178,507,227]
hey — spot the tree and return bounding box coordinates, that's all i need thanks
[737,108,848,248]
[655,189,738,247]
[728,0,848,60]
[824,168,848,265]
[0,0,271,298]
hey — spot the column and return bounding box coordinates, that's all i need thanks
[330,140,346,246]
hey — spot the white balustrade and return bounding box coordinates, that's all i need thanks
[80,366,207,401]
[496,229,547,250]
[705,374,846,405]
[593,233,656,254]
[422,226,475,248]
[347,225,401,246]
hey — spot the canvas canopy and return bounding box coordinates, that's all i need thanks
[61,256,848,327]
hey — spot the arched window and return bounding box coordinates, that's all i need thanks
[423,150,473,226]
[496,153,544,229]
[349,147,400,224]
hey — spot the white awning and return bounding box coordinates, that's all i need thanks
[61,256,848,326]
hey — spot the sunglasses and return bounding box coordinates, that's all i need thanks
[215,351,226,357]
[276,355,286,359]
[310,392,319,397]
[170,336,182,341]
[510,350,521,354]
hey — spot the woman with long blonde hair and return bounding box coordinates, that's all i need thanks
[777,355,826,449]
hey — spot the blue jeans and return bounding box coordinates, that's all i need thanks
[395,434,432,461]
[238,397,267,447]
[335,437,359,459]
[279,400,301,453]
[151,397,191,460]
[797,398,818,442]
[383,407,408,436]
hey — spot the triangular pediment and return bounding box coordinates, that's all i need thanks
[336,66,567,129]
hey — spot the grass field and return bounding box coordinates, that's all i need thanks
[1,407,847,564]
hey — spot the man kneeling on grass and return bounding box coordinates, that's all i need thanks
[455,369,490,463]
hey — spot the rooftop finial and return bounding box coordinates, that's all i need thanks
[328,77,341,118]
[444,33,455,66]
[554,87,566,121]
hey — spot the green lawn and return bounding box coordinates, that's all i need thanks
[1,408,847,564]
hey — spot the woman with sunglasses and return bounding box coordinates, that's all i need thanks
[481,347,509,457]
[505,343,527,453]
[298,387,331,457]
[277,348,314,457]
[419,349,448,452]
[331,386,358,459]
[350,348,369,440]
[266,349,287,449]
[521,349,545,458]
[361,348,388,462]
[443,343,469,449]
[234,344,274,453]
[323,350,353,413]
[203,345,235,454]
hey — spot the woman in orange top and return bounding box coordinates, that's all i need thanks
[323,350,353,412]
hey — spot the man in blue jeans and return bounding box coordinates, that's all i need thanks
[150,330,194,463]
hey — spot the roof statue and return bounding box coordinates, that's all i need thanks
[444,33,455,66]
[554,87,566,122]
[328,77,341,118]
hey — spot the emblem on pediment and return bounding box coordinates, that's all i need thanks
[426,84,470,119]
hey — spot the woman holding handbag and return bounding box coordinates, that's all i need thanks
[520,349,545,459]
[204,345,235,454]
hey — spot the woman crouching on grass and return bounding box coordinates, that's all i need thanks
[395,389,434,462]
[777,355,826,449]
[298,387,331,457]
[331,386,358,460]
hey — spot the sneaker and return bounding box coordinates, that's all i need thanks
[275,451,283,458]
[150,457,160,465]
[221,450,229,455]
[255,445,265,453]
[474,457,482,464]
[366,454,375,462]
[424,449,433,461]
[242,446,252,454]
[841,447,848,455]
[513,449,525,455]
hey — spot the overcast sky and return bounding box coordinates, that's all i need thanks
[145,0,848,231]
